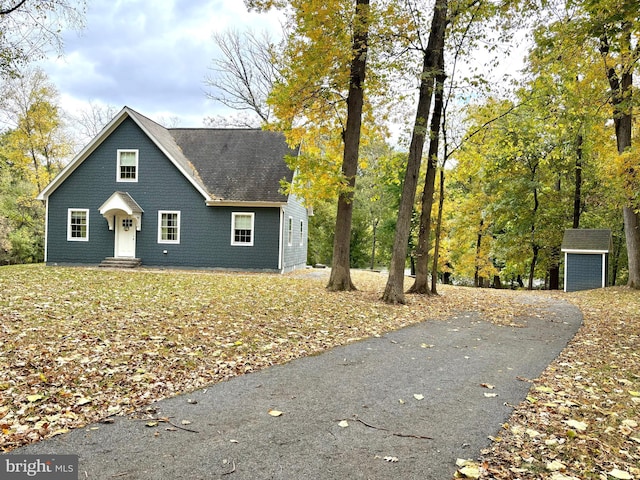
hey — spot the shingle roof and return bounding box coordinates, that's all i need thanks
[561,229,612,252]
[169,128,298,203]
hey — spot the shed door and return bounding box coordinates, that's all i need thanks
[566,253,603,292]
[115,215,136,258]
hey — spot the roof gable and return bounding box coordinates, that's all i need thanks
[37,107,297,205]
[561,229,612,252]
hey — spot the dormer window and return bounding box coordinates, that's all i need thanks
[117,150,138,182]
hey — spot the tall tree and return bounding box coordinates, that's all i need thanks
[407,49,446,294]
[382,0,448,304]
[326,0,370,291]
[248,0,386,291]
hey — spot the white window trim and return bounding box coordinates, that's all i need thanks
[300,219,304,246]
[67,208,89,242]
[287,216,293,246]
[117,149,139,183]
[158,210,181,244]
[231,212,254,246]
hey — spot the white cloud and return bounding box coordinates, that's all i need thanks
[40,0,282,127]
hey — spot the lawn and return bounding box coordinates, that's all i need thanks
[0,265,638,479]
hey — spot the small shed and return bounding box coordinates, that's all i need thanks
[561,229,612,292]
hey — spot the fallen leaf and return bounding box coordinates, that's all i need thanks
[546,460,566,471]
[268,409,283,417]
[181,420,192,425]
[550,474,580,480]
[607,469,632,479]
[145,421,158,427]
[458,464,481,479]
[26,394,43,403]
[535,386,554,394]
[338,420,349,428]
[484,393,499,398]
[565,419,588,431]
[413,394,424,400]
[480,383,495,389]
[76,397,92,406]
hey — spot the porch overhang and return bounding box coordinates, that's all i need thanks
[99,192,144,231]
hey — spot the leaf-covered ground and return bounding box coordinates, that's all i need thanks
[1,265,637,480]
[1,264,522,451]
[472,288,640,480]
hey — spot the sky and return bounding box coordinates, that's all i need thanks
[40,0,283,127]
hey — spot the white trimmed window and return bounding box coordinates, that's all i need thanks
[67,209,89,241]
[158,211,180,244]
[287,216,293,246]
[300,220,304,246]
[117,149,138,182]
[231,212,254,246]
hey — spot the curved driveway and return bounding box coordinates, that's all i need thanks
[18,294,582,479]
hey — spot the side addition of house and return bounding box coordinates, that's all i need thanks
[37,107,308,273]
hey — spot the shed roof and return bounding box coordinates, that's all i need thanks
[561,229,612,253]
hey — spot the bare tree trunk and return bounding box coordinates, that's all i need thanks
[601,27,639,289]
[370,218,378,270]
[327,0,370,291]
[431,166,445,294]
[382,0,448,304]
[573,133,583,229]
[408,50,445,295]
[474,219,483,288]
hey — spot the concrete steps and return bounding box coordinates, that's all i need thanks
[99,257,142,269]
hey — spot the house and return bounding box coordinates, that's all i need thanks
[561,229,612,292]
[36,107,308,272]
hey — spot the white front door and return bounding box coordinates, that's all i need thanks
[115,215,136,258]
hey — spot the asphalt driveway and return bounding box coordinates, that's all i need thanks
[17,293,582,479]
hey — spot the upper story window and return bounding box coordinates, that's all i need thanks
[231,212,254,246]
[67,209,89,241]
[117,149,138,182]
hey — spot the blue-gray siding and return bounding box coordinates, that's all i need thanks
[45,117,307,271]
[565,253,608,292]
[281,193,308,272]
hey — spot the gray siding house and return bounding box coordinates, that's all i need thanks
[37,107,308,272]
[561,229,612,292]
